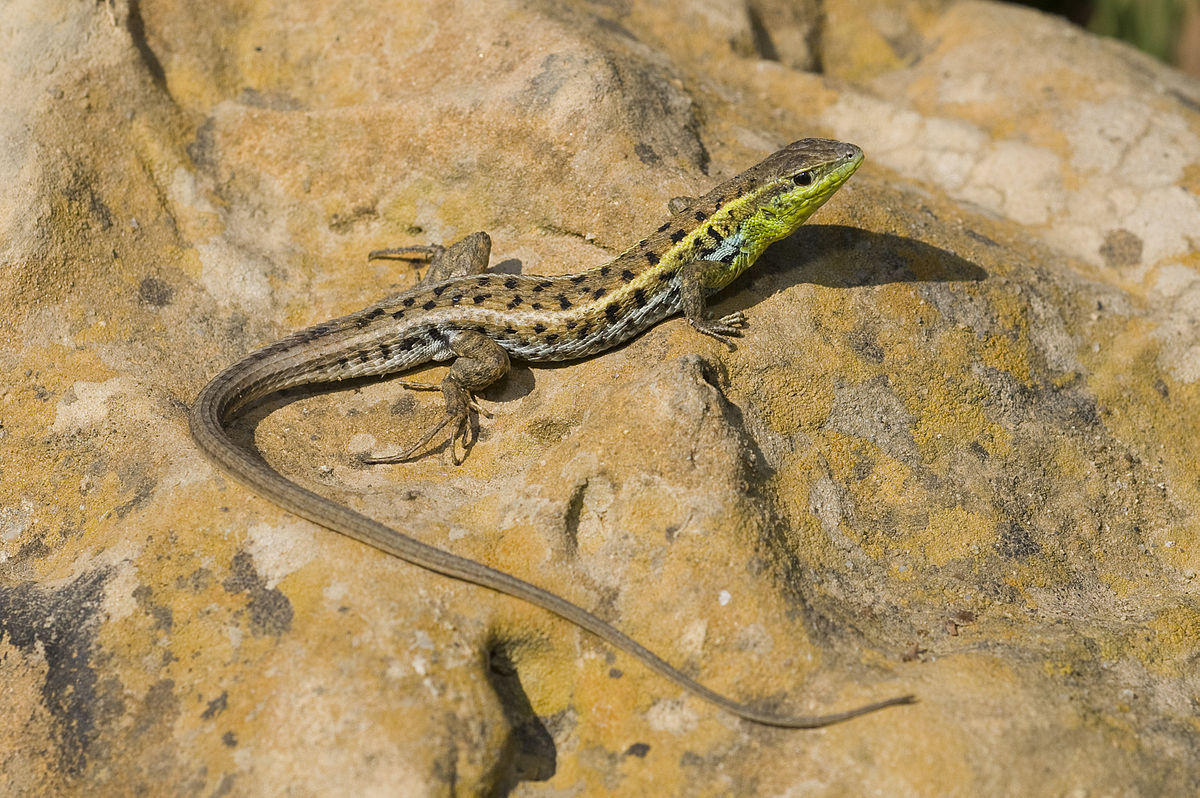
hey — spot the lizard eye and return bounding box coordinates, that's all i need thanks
[792,171,813,187]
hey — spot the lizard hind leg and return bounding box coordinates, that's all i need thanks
[360,232,498,395]
[420,232,492,284]
[360,330,510,465]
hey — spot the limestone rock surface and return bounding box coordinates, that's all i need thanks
[2,0,1199,795]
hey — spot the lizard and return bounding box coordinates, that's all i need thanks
[189,138,915,728]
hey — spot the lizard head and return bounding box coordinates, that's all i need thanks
[740,138,864,244]
[690,138,863,292]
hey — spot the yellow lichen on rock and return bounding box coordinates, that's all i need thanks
[5,0,1200,794]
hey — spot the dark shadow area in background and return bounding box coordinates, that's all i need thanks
[1015,0,1199,71]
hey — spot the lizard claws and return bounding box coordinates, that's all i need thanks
[360,392,484,466]
[689,314,746,350]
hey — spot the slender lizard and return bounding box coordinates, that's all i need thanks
[189,138,915,728]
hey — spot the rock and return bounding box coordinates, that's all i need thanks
[2,0,1198,794]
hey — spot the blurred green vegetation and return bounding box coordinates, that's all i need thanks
[1017,0,1198,65]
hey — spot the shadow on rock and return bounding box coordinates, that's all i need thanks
[763,224,989,290]
[483,640,557,796]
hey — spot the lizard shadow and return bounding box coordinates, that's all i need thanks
[746,224,988,292]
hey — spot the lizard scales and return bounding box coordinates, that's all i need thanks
[190,138,914,728]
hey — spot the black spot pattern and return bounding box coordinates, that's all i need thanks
[670,229,686,243]
[621,269,635,281]
[301,320,339,341]
[422,300,436,310]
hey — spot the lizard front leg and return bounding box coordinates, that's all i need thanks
[679,258,749,348]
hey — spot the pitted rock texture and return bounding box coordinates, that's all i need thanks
[2,0,1199,795]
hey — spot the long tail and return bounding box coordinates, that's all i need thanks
[190,369,914,728]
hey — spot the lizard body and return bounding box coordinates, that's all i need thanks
[189,138,914,728]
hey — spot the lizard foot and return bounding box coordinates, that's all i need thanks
[359,385,489,466]
[688,312,747,350]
